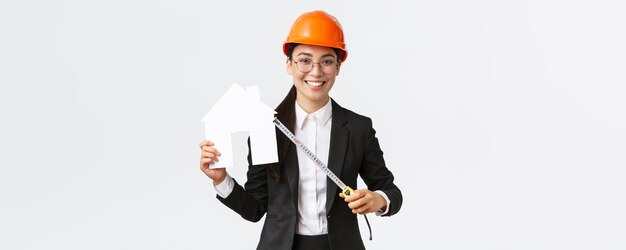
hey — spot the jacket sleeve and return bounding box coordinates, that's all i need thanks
[359,118,403,216]
[216,138,268,222]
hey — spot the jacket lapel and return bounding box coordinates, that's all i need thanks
[326,100,349,213]
[283,141,300,211]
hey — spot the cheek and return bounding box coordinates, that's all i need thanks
[292,72,306,82]
[327,76,337,85]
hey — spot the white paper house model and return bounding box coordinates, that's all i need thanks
[202,83,278,168]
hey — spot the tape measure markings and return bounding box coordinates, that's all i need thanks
[273,117,354,196]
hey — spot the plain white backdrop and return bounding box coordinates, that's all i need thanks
[1,0,625,249]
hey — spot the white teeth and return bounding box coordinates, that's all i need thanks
[306,81,324,87]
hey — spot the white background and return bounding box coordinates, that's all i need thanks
[1,0,625,249]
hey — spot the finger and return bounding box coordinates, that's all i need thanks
[201,158,216,166]
[202,146,221,156]
[348,199,367,209]
[353,206,372,215]
[348,194,373,209]
[202,151,215,159]
[199,140,214,148]
[201,152,220,162]
[352,201,375,214]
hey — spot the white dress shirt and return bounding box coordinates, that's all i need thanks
[293,98,333,235]
[214,98,391,234]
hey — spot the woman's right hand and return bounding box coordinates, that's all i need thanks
[199,140,227,185]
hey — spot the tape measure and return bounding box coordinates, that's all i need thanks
[273,117,354,197]
[274,117,374,240]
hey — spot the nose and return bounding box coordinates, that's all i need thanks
[308,62,324,76]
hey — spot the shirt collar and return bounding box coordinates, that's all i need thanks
[295,98,333,129]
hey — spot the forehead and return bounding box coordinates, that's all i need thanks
[292,44,336,58]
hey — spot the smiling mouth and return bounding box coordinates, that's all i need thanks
[305,80,326,87]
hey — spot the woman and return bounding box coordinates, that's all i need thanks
[199,10,402,250]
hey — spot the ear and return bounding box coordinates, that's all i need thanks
[286,58,294,75]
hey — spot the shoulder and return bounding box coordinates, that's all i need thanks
[331,99,373,130]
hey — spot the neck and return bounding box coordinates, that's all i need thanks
[295,95,329,114]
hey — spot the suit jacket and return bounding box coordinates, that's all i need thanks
[217,100,402,250]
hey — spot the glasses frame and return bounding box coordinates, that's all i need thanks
[293,58,339,73]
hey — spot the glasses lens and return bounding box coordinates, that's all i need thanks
[296,58,312,72]
[321,59,337,72]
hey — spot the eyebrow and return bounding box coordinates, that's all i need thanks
[296,52,336,59]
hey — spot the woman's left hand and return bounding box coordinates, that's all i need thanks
[340,189,387,215]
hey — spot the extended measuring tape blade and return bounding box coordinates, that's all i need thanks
[273,117,354,196]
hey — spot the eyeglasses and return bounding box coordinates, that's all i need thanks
[293,58,338,73]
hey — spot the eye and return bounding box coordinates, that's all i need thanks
[298,58,312,65]
[321,59,336,66]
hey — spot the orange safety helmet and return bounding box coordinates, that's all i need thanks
[283,10,348,62]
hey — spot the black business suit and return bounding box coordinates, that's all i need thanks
[217,100,402,250]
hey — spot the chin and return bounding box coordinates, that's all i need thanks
[305,92,328,101]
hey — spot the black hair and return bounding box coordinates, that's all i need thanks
[269,84,296,181]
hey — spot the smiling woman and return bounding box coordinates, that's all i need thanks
[287,44,341,113]
[199,10,403,250]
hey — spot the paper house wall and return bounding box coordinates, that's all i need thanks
[202,83,278,168]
